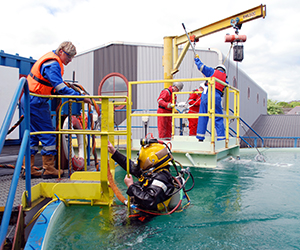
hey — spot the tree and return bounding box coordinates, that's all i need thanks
[277,101,292,108]
[289,101,300,108]
[277,101,300,108]
[267,99,284,115]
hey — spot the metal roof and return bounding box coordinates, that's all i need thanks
[287,106,300,115]
[241,114,300,147]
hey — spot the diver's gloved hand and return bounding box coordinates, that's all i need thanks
[194,57,203,71]
[124,174,133,188]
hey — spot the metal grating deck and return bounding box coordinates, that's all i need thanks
[0,145,95,210]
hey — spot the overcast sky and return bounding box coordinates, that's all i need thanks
[1,0,299,102]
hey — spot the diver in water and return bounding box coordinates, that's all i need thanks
[107,138,194,222]
[108,138,177,212]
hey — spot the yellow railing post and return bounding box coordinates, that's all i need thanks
[236,90,240,143]
[225,86,230,148]
[108,101,115,174]
[81,101,87,171]
[171,91,176,137]
[127,82,133,210]
[57,103,62,175]
[100,97,109,203]
[163,36,174,88]
[209,78,216,152]
[127,83,132,167]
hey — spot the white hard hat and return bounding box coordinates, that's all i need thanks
[215,64,227,74]
[173,82,183,91]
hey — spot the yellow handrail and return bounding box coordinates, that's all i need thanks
[128,77,240,152]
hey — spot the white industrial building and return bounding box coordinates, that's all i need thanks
[64,41,267,140]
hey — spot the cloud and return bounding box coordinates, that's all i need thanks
[1,0,300,101]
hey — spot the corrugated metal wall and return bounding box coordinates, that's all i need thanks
[93,44,138,94]
[93,44,137,125]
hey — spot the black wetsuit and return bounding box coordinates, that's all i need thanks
[111,150,175,211]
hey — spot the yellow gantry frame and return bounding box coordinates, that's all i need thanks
[163,4,266,86]
[129,77,240,152]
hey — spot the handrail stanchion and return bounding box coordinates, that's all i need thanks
[24,79,32,206]
[210,78,216,152]
[237,91,240,141]
[81,101,87,171]
[87,103,91,166]
[229,108,264,147]
[171,92,175,137]
[225,85,230,148]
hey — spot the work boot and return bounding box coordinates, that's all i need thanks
[22,155,42,179]
[41,155,64,179]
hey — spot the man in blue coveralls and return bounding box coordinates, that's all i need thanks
[194,56,227,142]
[22,41,91,178]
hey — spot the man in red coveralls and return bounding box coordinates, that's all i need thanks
[187,86,204,136]
[157,82,184,140]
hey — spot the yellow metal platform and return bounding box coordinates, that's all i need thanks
[121,136,240,168]
[21,171,115,210]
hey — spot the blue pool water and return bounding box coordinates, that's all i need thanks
[45,148,300,249]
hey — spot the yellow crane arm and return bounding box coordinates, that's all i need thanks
[176,4,266,46]
[168,4,266,76]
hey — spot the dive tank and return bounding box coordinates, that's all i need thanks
[168,176,184,209]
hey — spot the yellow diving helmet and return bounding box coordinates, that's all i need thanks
[138,142,173,171]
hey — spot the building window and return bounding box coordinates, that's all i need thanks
[247,87,250,100]
[257,93,259,103]
[263,98,266,107]
[98,73,128,110]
